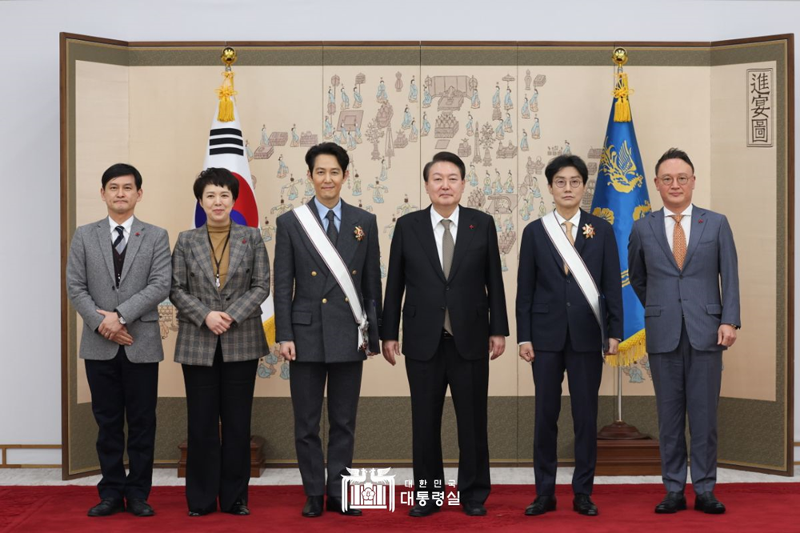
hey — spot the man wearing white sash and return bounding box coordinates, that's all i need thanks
[516,155,623,517]
[274,143,382,518]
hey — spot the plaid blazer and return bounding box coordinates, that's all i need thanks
[170,222,270,366]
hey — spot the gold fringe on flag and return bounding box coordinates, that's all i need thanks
[216,70,237,122]
[604,329,646,367]
[613,71,633,123]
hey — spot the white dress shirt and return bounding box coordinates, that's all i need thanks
[663,204,693,251]
[553,209,581,241]
[108,215,134,245]
[430,205,460,269]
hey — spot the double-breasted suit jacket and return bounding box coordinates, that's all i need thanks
[274,199,382,361]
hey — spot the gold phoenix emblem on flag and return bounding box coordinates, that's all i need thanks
[599,138,645,194]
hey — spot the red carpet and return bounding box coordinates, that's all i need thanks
[1,484,799,532]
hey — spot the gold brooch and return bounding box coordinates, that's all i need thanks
[582,223,596,239]
[354,226,365,241]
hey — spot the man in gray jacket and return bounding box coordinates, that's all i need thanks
[628,148,740,515]
[66,163,171,518]
[274,143,382,518]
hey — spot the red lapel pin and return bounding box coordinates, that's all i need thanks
[469,224,475,229]
[135,232,140,236]
[242,239,247,244]
[698,219,703,224]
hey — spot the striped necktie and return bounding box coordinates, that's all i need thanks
[113,226,126,255]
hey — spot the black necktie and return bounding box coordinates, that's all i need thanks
[326,210,338,245]
[113,226,126,254]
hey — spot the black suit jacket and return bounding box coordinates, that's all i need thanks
[515,210,623,353]
[381,205,509,361]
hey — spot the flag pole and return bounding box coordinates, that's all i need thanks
[596,47,646,441]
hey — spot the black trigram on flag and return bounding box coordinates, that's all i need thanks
[209,127,244,157]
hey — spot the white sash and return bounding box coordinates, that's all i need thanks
[541,212,603,330]
[293,204,369,352]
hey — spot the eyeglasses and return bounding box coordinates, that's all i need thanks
[553,178,584,189]
[658,175,692,186]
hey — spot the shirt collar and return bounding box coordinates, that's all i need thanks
[314,197,342,221]
[430,205,460,228]
[108,215,135,234]
[553,209,581,227]
[663,204,693,218]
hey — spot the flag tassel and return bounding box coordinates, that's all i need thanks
[216,71,237,122]
[605,329,646,367]
[613,72,632,123]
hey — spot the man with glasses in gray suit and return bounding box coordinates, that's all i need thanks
[629,148,740,515]
[66,163,171,518]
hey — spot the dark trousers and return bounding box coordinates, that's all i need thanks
[532,334,602,496]
[289,360,363,499]
[650,320,722,495]
[84,346,159,501]
[181,341,258,513]
[405,334,490,505]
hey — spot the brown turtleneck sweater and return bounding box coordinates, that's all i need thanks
[208,222,231,289]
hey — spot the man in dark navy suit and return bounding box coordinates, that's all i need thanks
[516,155,623,517]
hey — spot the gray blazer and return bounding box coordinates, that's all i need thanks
[170,222,270,366]
[66,217,172,363]
[628,206,740,353]
[273,199,382,363]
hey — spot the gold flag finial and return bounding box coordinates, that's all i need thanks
[216,47,238,122]
[612,47,632,122]
[612,47,628,67]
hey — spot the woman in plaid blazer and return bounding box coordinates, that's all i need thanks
[170,168,270,517]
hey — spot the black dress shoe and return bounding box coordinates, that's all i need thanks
[408,502,441,517]
[302,496,324,517]
[655,492,687,514]
[127,499,154,517]
[326,497,362,516]
[573,494,598,516]
[462,501,487,516]
[694,492,725,514]
[524,495,556,516]
[87,498,125,517]
[225,499,250,515]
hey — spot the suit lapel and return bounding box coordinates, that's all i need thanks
[323,200,361,294]
[447,207,477,281]
[574,210,588,255]
[648,209,680,271]
[336,200,359,266]
[681,206,706,271]
[225,222,248,283]
[412,206,447,283]
[191,225,217,287]
[95,219,117,283]
[119,218,144,284]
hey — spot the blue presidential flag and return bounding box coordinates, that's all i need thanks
[590,71,650,367]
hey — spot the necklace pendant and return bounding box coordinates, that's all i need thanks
[215,274,221,288]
